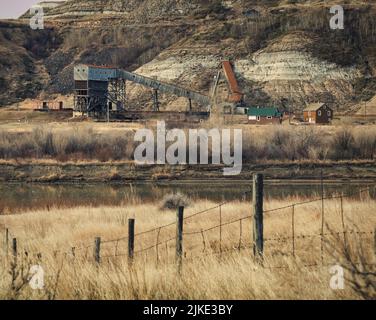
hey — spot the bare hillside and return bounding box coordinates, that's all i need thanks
[1,0,376,111]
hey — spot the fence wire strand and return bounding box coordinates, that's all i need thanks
[3,185,375,268]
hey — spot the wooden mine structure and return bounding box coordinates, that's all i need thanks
[74,64,211,118]
[73,62,288,124]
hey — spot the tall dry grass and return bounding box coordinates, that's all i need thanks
[0,126,136,162]
[0,196,374,300]
[0,125,376,163]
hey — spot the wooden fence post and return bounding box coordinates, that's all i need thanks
[5,228,9,257]
[94,237,101,264]
[12,238,17,259]
[292,205,295,257]
[156,227,161,265]
[340,195,348,249]
[219,205,222,257]
[252,174,264,263]
[320,169,325,265]
[176,206,184,274]
[128,219,135,262]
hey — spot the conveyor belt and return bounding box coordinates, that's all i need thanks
[115,70,211,107]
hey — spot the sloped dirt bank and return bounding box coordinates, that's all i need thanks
[1,161,376,183]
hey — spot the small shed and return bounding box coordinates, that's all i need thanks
[247,107,282,125]
[303,103,333,124]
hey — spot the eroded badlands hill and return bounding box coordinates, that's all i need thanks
[1,0,376,111]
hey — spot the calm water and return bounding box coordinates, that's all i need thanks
[0,181,375,213]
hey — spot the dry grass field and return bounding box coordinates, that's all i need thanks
[0,122,376,163]
[0,194,375,300]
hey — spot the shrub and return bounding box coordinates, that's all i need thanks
[354,130,376,160]
[193,0,228,17]
[330,129,356,160]
[207,1,227,15]
[161,192,191,210]
[32,127,56,157]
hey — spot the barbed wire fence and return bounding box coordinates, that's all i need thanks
[2,174,376,271]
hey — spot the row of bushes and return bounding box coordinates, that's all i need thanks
[0,127,136,162]
[243,127,376,161]
[0,127,375,162]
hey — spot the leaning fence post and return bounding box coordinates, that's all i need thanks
[252,174,264,263]
[12,238,17,259]
[176,206,184,274]
[128,219,135,263]
[94,237,101,264]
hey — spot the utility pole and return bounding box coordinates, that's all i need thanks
[153,89,160,112]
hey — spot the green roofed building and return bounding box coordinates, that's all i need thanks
[246,107,283,125]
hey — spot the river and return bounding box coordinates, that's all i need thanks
[0,181,375,214]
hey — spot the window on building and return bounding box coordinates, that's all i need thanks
[328,111,331,116]
[257,116,260,121]
[267,116,272,119]
[318,110,322,116]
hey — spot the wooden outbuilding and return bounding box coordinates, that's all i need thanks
[303,103,333,124]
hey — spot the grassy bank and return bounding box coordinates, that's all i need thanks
[0,197,375,299]
[1,160,376,183]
